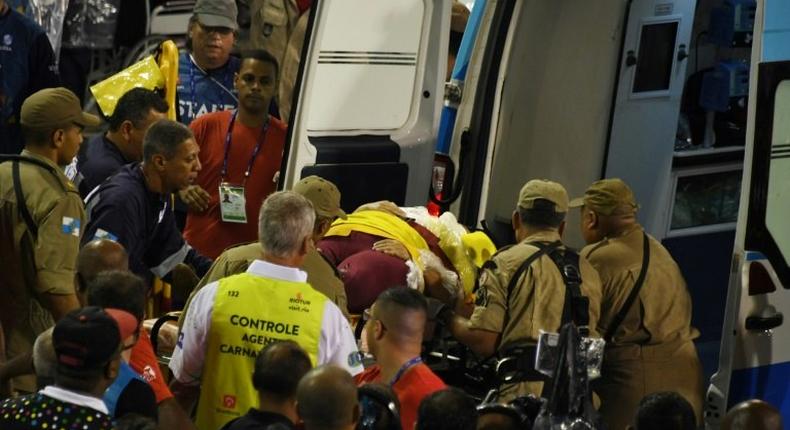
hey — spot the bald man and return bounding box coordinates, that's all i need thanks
[75,239,129,302]
[297,365,359,430]
[356,287,445,430]
[722,400,783,430]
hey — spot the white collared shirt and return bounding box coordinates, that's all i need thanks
[170,260,362,384]
[40,385,109,415]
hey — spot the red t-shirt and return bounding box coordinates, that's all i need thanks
[355,363,446,430]
[129,330,173,404]
[184,110,286,258]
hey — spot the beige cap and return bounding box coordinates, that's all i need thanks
[569,178,638,215]
[451,1,470,33]
[517,179,569,213]
[20,87,101,129]
[293,176,347,220]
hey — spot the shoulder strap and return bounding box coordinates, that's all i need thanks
[502,241,562,328]
[12,160,38,237]
[604,232,650,342]
[545,248,589,331]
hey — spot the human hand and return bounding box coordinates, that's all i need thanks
[178,185,211,212]
[373,239,410,261]
[355,201,406,218]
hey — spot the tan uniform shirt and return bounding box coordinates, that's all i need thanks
[582,226,698,346]
[0,150,85,391]
[469,230,602,399]
[189,242,349,318]
[583,226,703,429]
[245,0,306,122]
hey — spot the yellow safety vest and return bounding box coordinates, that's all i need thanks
[196,272,327,430]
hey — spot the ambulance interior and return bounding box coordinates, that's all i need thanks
[450,0,753,390]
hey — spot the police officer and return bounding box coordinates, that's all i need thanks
[570,178,703,429]
[0,87,99,393]
[440,179,602,401]
[170,191,362,430]
[189,175,350,317]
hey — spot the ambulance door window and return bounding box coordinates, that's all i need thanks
[633,21,679,93]
[764,81,790,271]
[744,63,790,287]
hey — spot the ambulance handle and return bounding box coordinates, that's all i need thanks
[745,313,783,331]
[625,50,637,67]
[677,44,688,62]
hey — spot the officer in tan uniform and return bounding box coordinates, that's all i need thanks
[0,87,99,393]
[186,175,349,318]
[242,0,307,122]
[570,178,703,430]
[439,179,602,401]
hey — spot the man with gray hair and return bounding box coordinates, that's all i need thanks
[170,191,362,430]
[81,119,212,287]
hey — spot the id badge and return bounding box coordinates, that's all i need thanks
[219,182,247,223]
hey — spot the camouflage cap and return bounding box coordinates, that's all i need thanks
[517,179,569,213]
[20,87,100,129]
[293,176,347,220]
[569,178,638,215]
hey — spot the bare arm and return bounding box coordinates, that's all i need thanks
[446,313,500,358]
[39,293,80,321]
[158,397,196,430]
[169,379,201,417]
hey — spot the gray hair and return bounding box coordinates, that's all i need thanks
[259,191,315,259]
[143,119,194,161]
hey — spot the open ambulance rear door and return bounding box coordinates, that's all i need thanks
[706,1,790,426]
[279,0,451,212]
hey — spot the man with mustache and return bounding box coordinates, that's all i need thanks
[180,50,286,259]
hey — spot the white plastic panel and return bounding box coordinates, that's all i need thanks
[766,81,790,266]
[305,0,424,131]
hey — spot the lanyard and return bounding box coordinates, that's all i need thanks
[221,110,269,185]
[188,55,238,112]
[389,356,422,387]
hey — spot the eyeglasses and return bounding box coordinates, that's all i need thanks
[196,22,234,36]
[362,308,387,334]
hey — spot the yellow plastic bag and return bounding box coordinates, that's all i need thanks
[90,55,165,117]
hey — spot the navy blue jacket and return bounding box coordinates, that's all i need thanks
[75,133,130,198]
[82,164,212,284]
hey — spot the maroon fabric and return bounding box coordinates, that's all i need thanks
[338,250,409,313]
[317,225,460,313]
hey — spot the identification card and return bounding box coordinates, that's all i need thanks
[219,183,247,223]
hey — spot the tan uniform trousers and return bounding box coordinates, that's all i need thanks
[593,339,704,430]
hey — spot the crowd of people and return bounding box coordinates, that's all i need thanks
[0,0,785,429]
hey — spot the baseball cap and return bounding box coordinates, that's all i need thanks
[293,176,347,220]
[451,1,470,33]
[20,87,101,129]
[194,0,238,30]
[53,307,139,372]
[517,179,569,213]
[569,178,639,216]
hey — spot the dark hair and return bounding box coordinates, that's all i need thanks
[634,392,696,430]
[86,270,146,322]
[518,199,565,229]
[22,123,74,147]
[416,388,477,430]
[142,119,194,161]
[240,49,280,79]
[253,340,312,400]
[376,287,428,315]
[108,88,168,132]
